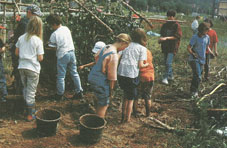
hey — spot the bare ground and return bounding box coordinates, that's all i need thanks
[0,65,226,148]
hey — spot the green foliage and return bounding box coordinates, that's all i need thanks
[42,1,140,89]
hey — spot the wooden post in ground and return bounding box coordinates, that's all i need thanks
[2,4,6,43]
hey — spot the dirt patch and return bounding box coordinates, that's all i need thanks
[1,65,226,148]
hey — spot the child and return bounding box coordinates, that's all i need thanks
[88,33,131,118]
[0,38,8,103]
[78,41,106,70]
[204,18,218,81]
[159,10,182,85]
[118,28,148,123]
[15,16,44,121]
[191,16,200,34]
[139,48,155,117]
[187,22,210,98]
[46,14,83,100]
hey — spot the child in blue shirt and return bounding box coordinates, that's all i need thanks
[187,22,210,98]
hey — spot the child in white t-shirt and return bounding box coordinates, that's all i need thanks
[46,14,83,100]
[15,16,44,121]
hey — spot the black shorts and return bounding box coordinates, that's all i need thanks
[118,75,139,100]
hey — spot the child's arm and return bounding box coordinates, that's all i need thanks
[38,54,44,62]
[15,47,19,56]
[213,42,218,56]
[139,60,149,68]
[0,46,6,53]
[159,36,176,42]
[45,45,57,51]
[79,62,95,70]
[109,80,115,98]
[187,45,198,58]
[207,46,215,57]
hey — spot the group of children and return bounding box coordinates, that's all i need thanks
[87,10,218,122]
[0,6,218,123]
[87,28,155,122]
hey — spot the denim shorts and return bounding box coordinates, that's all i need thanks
[118,75,139,100]
[91,84,110,106]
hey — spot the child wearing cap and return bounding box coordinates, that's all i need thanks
[79,41,106,70]
[11,4,43,95]
[46,14,83,100]
[88,33,131,118]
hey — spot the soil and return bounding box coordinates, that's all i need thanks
[0,65,226,148]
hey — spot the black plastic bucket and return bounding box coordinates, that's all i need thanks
[79,114,107,144]
[36,109,61,136]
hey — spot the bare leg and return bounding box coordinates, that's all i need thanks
[126,100,134,122]
[145,99,151,117]
[133,99,138,117]
[121,98,127,123]
[96,105,109,118]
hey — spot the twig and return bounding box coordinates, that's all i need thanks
[146,117,199,131]
[119,0,153,29]
[207,108,227,111]
[73,0,113,34]
[0,1,30,7]
[13,0,20,14]
[148,117,174,130]
[217,67,227,77]
[197,83,226,106]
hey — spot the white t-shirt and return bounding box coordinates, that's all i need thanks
[118,42,147,78]
[49,25,75,59]
[191,19,199,31]
[16,33,44,74]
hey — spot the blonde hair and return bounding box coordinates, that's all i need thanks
[26,16,43,41]
[115,33,131,44]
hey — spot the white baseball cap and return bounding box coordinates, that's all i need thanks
[92,41,106,54]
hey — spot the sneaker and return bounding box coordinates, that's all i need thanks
[0,97,6,103]
[162,78,168,85]
[73,91,83,100]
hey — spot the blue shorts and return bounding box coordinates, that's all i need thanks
[118,75,139,100]
[90,84,110,106]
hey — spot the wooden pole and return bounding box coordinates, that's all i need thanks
[119,0,153,29]
[2,4,6,43]
[0,1,30,7]
[74,0,113,34]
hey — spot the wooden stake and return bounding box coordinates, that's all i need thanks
[74,0,113,34]
[119,0,153,29]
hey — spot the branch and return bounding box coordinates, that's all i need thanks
[13,0,20,14]
[0,1,30,6]
[73,0,113,34]
[119,0,153,29]
[197,83,226,106]
[147,117,199,132]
